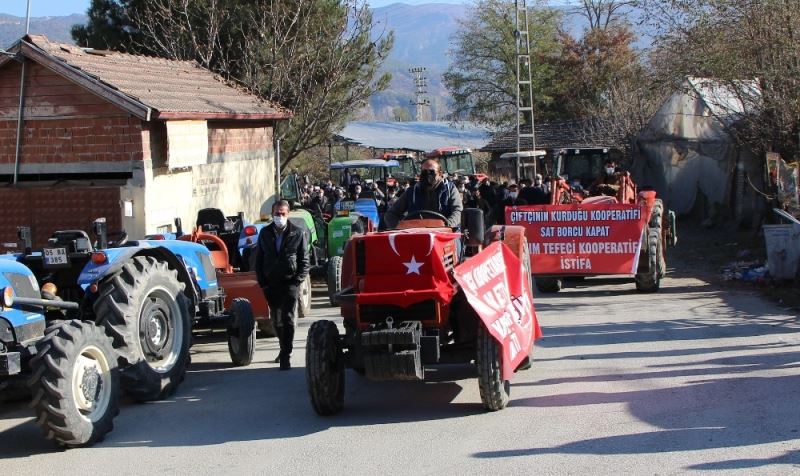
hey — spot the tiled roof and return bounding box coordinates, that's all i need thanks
[480,119,626,153]
[19,35,290,120]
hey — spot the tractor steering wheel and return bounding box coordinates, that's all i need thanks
[402,210,448,223]
[107,230,129,248]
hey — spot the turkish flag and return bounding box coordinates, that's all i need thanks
[357,230,461,307]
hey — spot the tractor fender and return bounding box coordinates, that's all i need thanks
[77,243,213,306]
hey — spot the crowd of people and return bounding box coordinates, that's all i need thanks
[293,166,557,229]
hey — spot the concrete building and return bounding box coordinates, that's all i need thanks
[0,35,290,247]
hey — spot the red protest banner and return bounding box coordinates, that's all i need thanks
[453,241,541,379]
[506,204,649,275]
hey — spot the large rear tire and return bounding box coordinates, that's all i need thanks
[327,255,343,307]
[28,320,120,447]
[636,199,665,293]
[227,298,255,366]
[534,277,562,293]
[298,275,312,318]
[93,256,192,401]
[476,324,510,411]
[306,320,345,415]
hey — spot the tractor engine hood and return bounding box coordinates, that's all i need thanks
[345,229,461,308]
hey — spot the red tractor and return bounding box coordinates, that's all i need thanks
[508,151,677,293]
[305,210,542,415]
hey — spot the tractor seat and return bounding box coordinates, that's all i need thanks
[196,208,228,232]
[48,230,94,253]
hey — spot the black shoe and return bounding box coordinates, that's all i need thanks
[279,356,291,370]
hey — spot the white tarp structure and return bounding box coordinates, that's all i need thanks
[633,77,764,224]
[339,121,490,151]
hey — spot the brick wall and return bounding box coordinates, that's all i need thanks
[0,61,145,166]
[207,120,273,159]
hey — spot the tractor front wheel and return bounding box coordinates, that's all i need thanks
[306,320,345,415]
[476,324,510,411]
[298,275,312,318]
[535,278,562,293]
[94,256,192,401]
[227,298,255,366]
[635,199,665,293]
[28,320,120,447]
[327,256,343,307]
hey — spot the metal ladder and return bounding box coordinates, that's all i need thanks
[515,0,537,177]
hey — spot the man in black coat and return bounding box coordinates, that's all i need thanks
[383,158,463,229]
[255,200,311,370]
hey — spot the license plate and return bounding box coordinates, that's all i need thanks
[43,247,69,268]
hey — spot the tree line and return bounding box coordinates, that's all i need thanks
[445,0,800,160]
[72,0,800,164]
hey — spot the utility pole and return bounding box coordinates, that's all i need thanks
[13,0,33,185]
[409,66,430,122]
[515,0,537,177]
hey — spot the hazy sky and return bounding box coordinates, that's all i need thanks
[0,0,472,17]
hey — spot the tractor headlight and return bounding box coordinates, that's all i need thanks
[2,286,14,308]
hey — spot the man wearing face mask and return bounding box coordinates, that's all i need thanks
[496,182,528,225]
[590,159,621,196]
[254,200,310,370]
[383,158,463,229]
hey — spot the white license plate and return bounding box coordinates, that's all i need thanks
[43,247,68,267]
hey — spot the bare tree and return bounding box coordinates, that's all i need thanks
[571,0,637,30]
[77,0,393,166]
[641,0,800,158]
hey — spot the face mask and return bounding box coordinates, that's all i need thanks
[273,215,287,228]
[388,193,395,199]
[420,169,437,188]
[605,167,615,175]
[355,189,361,195]
[509,192,518,199]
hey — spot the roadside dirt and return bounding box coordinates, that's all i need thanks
[670,219,800,310]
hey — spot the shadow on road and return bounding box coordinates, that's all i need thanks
[0,355,484,457]
[473,373,800,469]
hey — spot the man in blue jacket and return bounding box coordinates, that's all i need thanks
[255,200,311,370]
[383,159,463,229]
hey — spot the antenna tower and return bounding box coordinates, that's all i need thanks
[409,66,431,121]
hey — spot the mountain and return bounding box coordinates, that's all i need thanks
[0,5,651,121]
[366,3,468,121]
[0,14,86,49]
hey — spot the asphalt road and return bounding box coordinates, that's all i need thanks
[2,272,799,474]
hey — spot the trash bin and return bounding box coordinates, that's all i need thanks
[763,224,800,280]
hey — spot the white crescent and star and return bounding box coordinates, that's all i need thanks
[388,233,435,257]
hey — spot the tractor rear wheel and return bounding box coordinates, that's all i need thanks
[636,199,665,293]
[28,320,120,447]
[327,255,343,307]
[227,298,255,366]
[298,275,312,318]
[476,324,510,411]
[93,256,192,401]
[306,320,345,415]
[535,278,562,293]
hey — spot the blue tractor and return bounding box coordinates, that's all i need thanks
[1,257,120,447]
[14,218,255,403]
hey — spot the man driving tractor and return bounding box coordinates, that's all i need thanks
[383,158,463,229]
[589,159,622,196]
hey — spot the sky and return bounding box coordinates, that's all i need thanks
[0,0,472,17]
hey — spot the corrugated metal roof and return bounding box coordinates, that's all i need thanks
[20,35,290,120]
[338,121,490,151]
